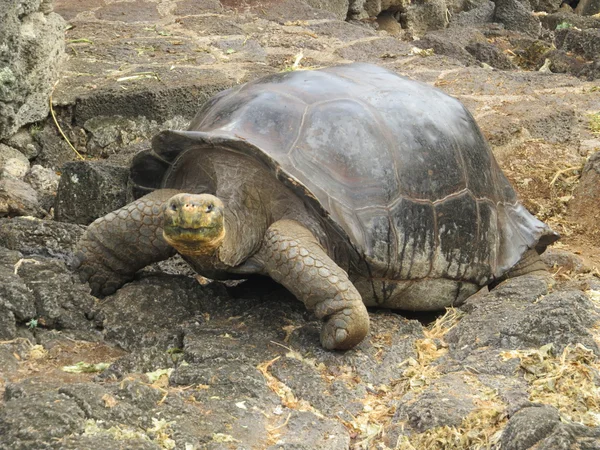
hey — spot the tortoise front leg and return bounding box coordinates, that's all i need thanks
[74,189,180,296]
[255,220,369,350]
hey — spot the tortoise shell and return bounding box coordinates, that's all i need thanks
[130,63,558,285]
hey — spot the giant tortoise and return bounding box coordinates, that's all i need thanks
[75,63,558,350]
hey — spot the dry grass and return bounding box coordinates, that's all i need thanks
[343,308,469,448]
[501,342,600,426]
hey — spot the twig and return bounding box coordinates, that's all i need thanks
[549,166,580,186]
[50,81,85,160]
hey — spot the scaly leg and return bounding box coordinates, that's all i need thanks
[74,189,180,296]
[255,220,369,350]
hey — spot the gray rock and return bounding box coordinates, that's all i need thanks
[569,152,600,238]
[0,143,30,178]
[541,12,600,32]
[13,256,98,332]
[335,37,415,63]
[304,0,350,20]
[450,0,494,27]
[4,127,40,160]
[556,27,600,61]
[0,247,37,326]
[541,248,589,274]
[83,115,189,159]
[212,38,267,63]
[23,164,59,211]
[54,161,129,225]
[403,0,449,37]
[415,27,488,65]
[31,122,79,170]
[501,405,562,450]
[466,41,518,69]
[0,305,17,340]
[360,0,410,19]
[266,411,350,449]
[530,0,563,13]
[394,373,478,432]
[494,0,541,37]
[0,175,44,218]
[447,276,600,362]
[0,346,19,373]
[99,274,213,351]
[0,383,86,447]
[0,0,66,140]
[270,356,364,419]
[257,0,338,24]
[575,0,600,15]
[0,217,85,264]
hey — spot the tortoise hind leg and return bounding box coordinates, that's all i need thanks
[74,189,180,296]
[253,219,369,350]
[488,249,550,290]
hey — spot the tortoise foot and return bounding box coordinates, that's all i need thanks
[318,303,369,351]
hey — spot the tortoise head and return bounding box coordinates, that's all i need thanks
[163,193,225,255]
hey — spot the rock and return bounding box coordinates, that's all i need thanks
[0,0,66,140]
[0,143,30,178]
[4,127,40,160]
[556,27,600,61]
[403,0,450,37]
[270,356,365,419]
[304,0,350,20]
[0,217,85,264]
[575,0,600,15]
[494,0,541,37]
[267,411,351,449]
[0,346,19,373]
[99,274,215,351]
[0,175,44,217]
[415,27,487,65]
[376,11,404,36]
[543,49,588,76]
[0,383,86,446]
[394,373,479,432]
[541,248,589,274]
[361,0,410,19]
[256,0,338,23]
[501,405,600,449]
[12,257,98,332]
[445,275,600,364]
[450,0,495,27]
[83,115,188,159]
[23,164,60,211]
[335,37,415,63]
[541,12,600,32]
[466,41,518,69]
[530,0,563,13]
[31,122,80,171]
[212,38,267,63]
[569,151,600,241]
[0,305,17,340]
[54,161,129,225]
[500,405,562,450]
[0,247,36,331]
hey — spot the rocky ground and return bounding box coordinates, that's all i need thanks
[1,0,600,449]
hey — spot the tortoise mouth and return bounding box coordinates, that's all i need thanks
[163,224,221,240]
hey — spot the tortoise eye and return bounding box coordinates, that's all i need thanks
[170,203,177,211]
[206,204,214,213]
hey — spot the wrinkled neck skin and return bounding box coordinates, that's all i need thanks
[167,149,329,279]
[163,228,225,257]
